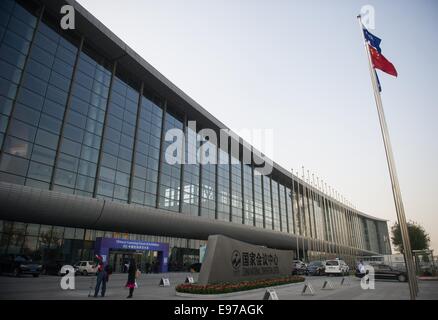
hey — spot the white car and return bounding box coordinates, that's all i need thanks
[324,259,349,276]
[74,261,98,276]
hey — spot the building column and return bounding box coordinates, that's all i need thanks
[251,164,256,227]
[179,113,187,213]
[127,82,144,203]
[240,158,245,225]
[260,172,265,229]
[269,177,274,230]
[214,141,219,220]
[283,183,290,234]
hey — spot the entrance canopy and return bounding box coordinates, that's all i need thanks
[95,237,169,273]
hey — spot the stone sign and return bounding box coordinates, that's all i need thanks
[197,235,294,285]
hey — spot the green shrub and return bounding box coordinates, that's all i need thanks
[175,275,305,294]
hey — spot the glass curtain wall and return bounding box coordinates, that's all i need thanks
[182,125,200,216]
[0,1,38,153]
[253,169,264,228]
[130,95,162,207]
[242,164,254,226]
[230,155,243,224]
[53,50,110,196]
[158,110,183,212]
[271,180,281,231]
[95,76,139,203]
[263,175,273,230]
[1,14,82,191]
[199,139,216,220]
[286,186,295,234]
[216,147,230,222]
[279,184,289,233]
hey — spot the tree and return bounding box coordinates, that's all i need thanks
[391,221,430,253]
[422,254,430,263]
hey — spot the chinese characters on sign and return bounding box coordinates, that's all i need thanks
[235,251,280,276]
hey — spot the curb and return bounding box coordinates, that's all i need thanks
[174,281,305,299]
[418,277,438,281]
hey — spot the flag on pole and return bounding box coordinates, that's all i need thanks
[362,25,398,80]
[358,16,417,300]
[363,28,382,53]
[375,71,382,92]
[368,45,398,77]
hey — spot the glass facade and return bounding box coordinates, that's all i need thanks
[199,139,216,220]
[0,1,37,154]
[217,147,230,222]
[230,155,243,224]
[158,110,183,212]
[95,76,138,203]
[292,181,301,235]
[242,164,254,226]
[181,125,200,216]
[0,219,206,272]
[271,180,281,231]
[0,0,392,270]
[263,175,273,230]
[0,4,59,186]
[53,50,110,196]
[253,170,264,228]
[130,95,162,207]
[278,184,289,233]
[285,186,295,234]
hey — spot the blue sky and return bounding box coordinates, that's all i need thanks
[77,0,438,252]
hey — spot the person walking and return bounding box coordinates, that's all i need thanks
[93,255,107,298]
[125,257,137,298]
[356,260,366,278]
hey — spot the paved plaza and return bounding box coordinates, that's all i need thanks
[0,273,437,300]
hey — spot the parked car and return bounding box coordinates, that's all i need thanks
[356,263,408,282]
[292,260,307,275]
[73,261,97,276]
[43,260,66,276]
[0,254,42,277]
[306,260,326,276]
[324,259,349,276]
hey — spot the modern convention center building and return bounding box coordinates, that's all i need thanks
[0,0,391,272]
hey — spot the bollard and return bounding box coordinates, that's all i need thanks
[185,276,194,284]
[159,277,170,287]
[301,282,315,296]
[263,289,279,300]
[340,277,350,286]
[322,280,335,290]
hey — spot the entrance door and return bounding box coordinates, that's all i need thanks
[108,250,154,273]
[108,251,125,273]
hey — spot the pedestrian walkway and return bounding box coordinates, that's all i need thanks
[1,274,437,300]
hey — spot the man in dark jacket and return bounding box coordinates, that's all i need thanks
[93,255,108,298]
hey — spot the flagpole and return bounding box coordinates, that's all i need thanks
[357,15,418,299]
